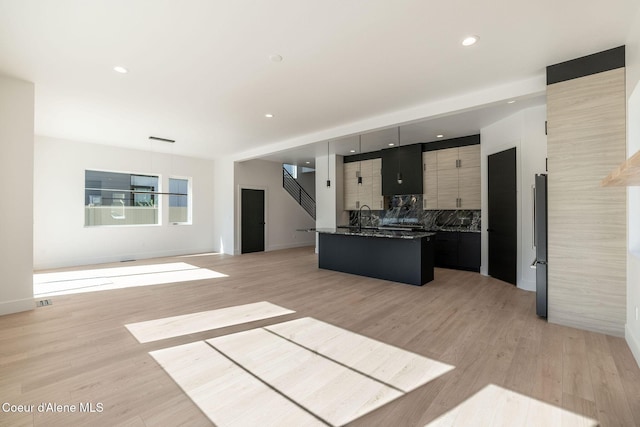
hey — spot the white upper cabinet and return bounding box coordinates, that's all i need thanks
[428,145,481,210]
[422,152,438,210]
[343,158,383,210]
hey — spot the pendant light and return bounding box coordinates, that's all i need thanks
[357,135,363,185]
[396,126,403,185]
[326,140,331,187]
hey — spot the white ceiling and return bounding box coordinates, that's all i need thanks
[262,94,546,167]
[0,1,638,161]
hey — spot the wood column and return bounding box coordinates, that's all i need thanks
[547,54,627,335]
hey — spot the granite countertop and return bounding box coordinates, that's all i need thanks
[313,228,435,240]
[335,225,481,233]
[428,227,481,233]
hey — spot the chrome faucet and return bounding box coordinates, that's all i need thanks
[359,204,371,232]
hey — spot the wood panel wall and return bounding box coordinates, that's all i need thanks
[547,68,627,336]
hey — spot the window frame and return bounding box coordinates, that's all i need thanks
[84,169,162,228]
[168,175,192,226]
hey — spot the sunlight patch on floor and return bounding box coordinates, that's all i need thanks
[150,341,327,426]
[425,384,598,427]
[33,262,227,297]
[126,301,295,343]
[265,317,454,393]
[150,316,454,426]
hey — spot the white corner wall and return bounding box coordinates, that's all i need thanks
[234,159,316,254]
[314,153,344,228]
[213,157,235,255]
[480,106,547,291]
[33,136,216,269]
[0,75,34,315]
[314,153,347,252]
[296,170,316,199]
[626,5,640,367]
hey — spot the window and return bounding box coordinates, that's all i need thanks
[283,163,297,179]
[169,177,190,224]
[85,170,159,226]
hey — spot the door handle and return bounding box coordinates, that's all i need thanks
[532,185,536,249]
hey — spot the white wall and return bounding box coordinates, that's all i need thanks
[480,106,547,291]
[213,157,235,255]
[234,159,316,254]
[0,75,34,315]
[626,6,640,366]
[314,153,348,251]
[314,153,343,229]
[33,136,216,269]
[296,170,316,199]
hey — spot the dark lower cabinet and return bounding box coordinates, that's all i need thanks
[458,232,481,271]
[318,233,434,285]
[435,231,480,272]
[435,232,458,268]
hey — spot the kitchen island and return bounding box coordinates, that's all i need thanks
[316,228,435,286]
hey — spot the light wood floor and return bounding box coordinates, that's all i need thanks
[1,247,639,426]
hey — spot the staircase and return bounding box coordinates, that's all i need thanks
[282,167,316,219]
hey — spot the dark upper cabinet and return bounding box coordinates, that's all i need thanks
[382,144,423,195]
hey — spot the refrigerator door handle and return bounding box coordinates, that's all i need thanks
[532,184,536,249]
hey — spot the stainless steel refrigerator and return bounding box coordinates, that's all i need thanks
[534,174,548,318]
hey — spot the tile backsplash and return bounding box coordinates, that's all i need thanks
[348,194,480,232]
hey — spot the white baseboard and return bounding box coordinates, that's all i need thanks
[479,268,536,292]
[626,324,640,369]
[0,298,35,316]
[33,247,218,270]
[518,278,536,292]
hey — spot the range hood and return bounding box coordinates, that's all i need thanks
[381,144,423,196]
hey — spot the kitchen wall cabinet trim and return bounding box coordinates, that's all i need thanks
[547,45,625,85]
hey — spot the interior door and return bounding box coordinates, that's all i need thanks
[241,189,265,254]
[487,148,517,285]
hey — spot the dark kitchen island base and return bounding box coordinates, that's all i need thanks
[318,231,434,286]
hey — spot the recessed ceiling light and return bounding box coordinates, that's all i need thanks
[269,54,283,63]
[462,36,479,47]
[436,134,444,138]
[305,161,310,164]
[113,66,128,74]
[265,113,274,118]
[350,149,356,153]
[388,143,395,146]
[507,100,516,104]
